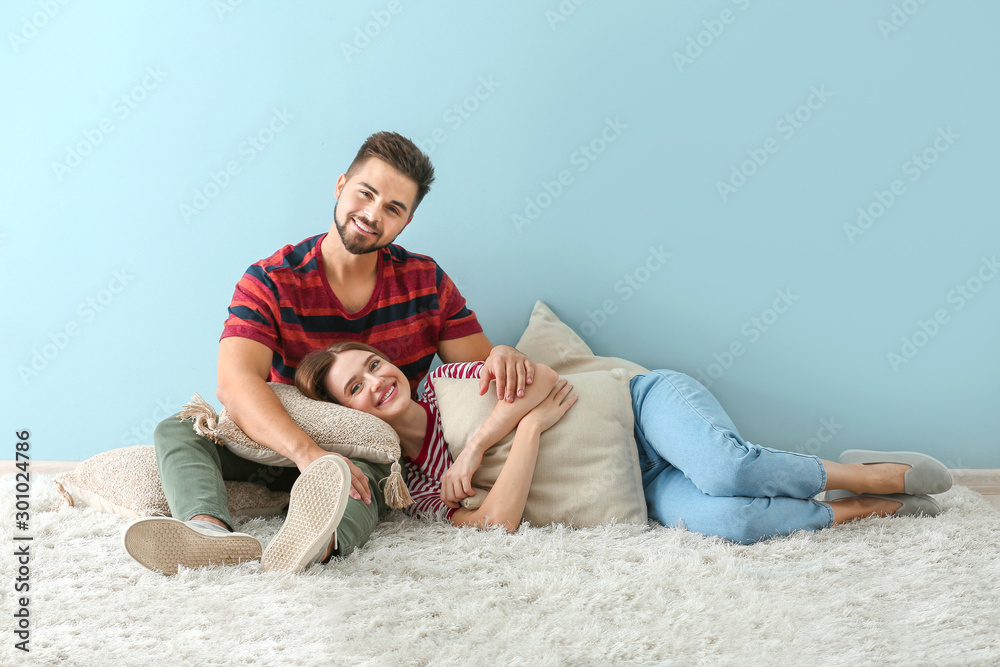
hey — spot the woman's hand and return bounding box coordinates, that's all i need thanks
[479,345,534,403]
[440,448,484,508]
[522,378,577,433]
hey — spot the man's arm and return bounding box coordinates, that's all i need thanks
[216,337,371,503]
[437,332,535,403]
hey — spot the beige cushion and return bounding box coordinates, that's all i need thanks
[515,301,650,378]
[54,446,290,519]
[191,383,401,467]
[435,369,647,527]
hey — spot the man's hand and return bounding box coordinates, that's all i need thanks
[440,448,484,508]
[479,345,534,403]
[295,447,371,505]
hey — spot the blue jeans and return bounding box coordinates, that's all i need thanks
[630,370,834,544]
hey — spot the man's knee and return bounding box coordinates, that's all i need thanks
[154,412,215,456]
[333,495,381,558]
[153,412,188,452]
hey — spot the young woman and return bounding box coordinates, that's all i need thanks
[296,341,576,531]
[296,342,952,542]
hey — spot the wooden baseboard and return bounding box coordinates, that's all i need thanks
[1,460,80,475]
[951,469,1000,495]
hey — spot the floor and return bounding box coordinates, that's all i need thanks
[5,462,1000,509]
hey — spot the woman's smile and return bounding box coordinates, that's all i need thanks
[377,382,397,406]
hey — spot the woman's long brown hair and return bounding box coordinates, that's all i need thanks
[294,341,388,404]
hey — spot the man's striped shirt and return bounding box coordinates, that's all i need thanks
[221,233,483,395]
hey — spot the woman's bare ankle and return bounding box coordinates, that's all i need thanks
[857,463,910,494]
[828,496,903,524]
[824,460,910,495]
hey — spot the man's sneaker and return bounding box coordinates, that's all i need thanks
[123,517,262,575]
[261,455,352,573]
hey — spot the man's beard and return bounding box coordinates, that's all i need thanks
[332,202,392,255]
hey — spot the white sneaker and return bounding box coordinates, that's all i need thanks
[123,516,262,575]
[261,455,352,573]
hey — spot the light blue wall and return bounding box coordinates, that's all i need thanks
[3,1,998,467]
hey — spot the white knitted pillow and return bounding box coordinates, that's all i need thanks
[181,384,412,508]
[54,446,290,519]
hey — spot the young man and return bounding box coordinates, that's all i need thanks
[124,132,533,574]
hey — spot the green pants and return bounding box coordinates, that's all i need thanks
[153,412,397,558]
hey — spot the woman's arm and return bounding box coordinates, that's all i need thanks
[440,362,559,504]
[449,379,577,533]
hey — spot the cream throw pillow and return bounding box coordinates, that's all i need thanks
[182,384,400,467]
[435,369,647,527]
[516,301,650,378]
[54,446,290,519]
[180,384,412,508]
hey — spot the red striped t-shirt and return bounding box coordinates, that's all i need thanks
[221,233,483,394]
[407,361,485,519]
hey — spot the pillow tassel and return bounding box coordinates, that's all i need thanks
[180,392,222,444]
[381,460,414,508]
[54,478,75,507]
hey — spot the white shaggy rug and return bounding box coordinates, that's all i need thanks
[2,475,999,666]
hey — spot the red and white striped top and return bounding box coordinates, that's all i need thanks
[406,361,485,519]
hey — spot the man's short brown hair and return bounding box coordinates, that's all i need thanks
[345,131,435,213]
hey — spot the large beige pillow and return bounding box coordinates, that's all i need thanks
[54,446,290,519]
[515,301,651,378]
[435,369,647,527]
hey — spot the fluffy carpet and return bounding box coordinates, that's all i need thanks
[2,475,998,666]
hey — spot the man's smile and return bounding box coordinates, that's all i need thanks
[352,216,378,236]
